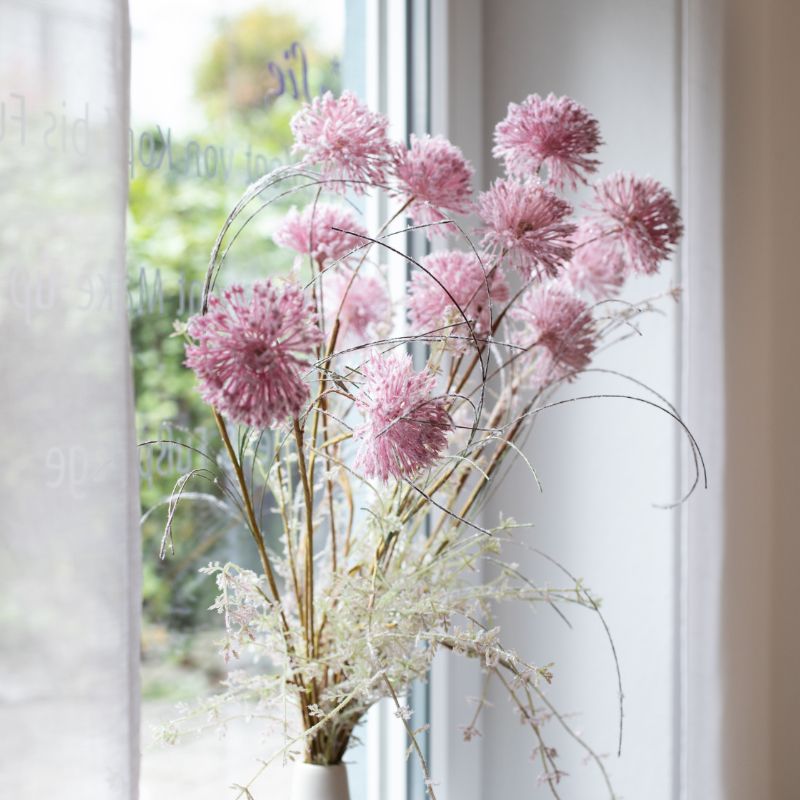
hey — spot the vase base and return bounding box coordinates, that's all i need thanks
[290,762,350,800]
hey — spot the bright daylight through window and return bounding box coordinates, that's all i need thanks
[128,3,363,797]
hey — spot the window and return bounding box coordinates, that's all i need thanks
[128,3,351,797]
[129,2,429,798]
[5,3,764,800]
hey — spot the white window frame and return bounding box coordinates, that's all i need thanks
[426,3,486,800]
[426,2,730,799]
[679,1,725,798]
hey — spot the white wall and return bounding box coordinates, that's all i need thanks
[718,2,800,799]
[479,2,683,798]
[438,2,800,799]
[428,3,488,799]
[765,2,800,792]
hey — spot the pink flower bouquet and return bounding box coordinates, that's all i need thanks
[155,89,699,798]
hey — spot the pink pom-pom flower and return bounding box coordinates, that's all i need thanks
[324,270,392,345]
[408,250,509,347]
[564,219,627,300]
[290,91,393,193]
[354,353,453,482]
[185,281,322,429]
[392,134,474,238]
[589,172,683,275]
[273,204,369,268]
[477,178,576,280]
[510,281,595,388]
[493,93,602,189]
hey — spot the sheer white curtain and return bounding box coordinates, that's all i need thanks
[0,1,138,798]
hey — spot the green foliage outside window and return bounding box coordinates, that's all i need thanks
[130,8,340,696]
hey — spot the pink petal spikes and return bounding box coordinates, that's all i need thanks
[185,280,322,429]
[564,220,627,300]
[290,91,393,193]
[273,204,369,268]
[493,93,602,189]
[510,281,596,388]
[589,172,683,275]
[477,178,576,280]
[324,270,392,345]
[392,134,474,238]
[408,250,510,347]
[354,353,453,482]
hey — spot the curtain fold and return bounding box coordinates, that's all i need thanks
[0,1,138,798]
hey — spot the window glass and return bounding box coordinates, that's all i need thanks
[128,3,365,797]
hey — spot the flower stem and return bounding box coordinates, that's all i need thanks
[212,408,282,607]
[293,417,316,659]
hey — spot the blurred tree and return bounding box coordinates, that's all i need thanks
[194,8,341,149]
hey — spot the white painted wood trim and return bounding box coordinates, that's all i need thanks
[679,2,725,798]
[365,4,410,799]
[427,3,485,800]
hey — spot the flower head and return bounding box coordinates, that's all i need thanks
[290,91,393,192]
[564,220,627,300]
[589,172,683,274]
[408,250,509,347]
[325,270,392,345]
[477,178,576,279]
[185,281,322,428]
[392,134,474,237]
[510,281,595,388]
[493,93,602,189]
[273,204,368,267]
[354,353,452,481]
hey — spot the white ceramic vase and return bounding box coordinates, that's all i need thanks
[290,763,350,800]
